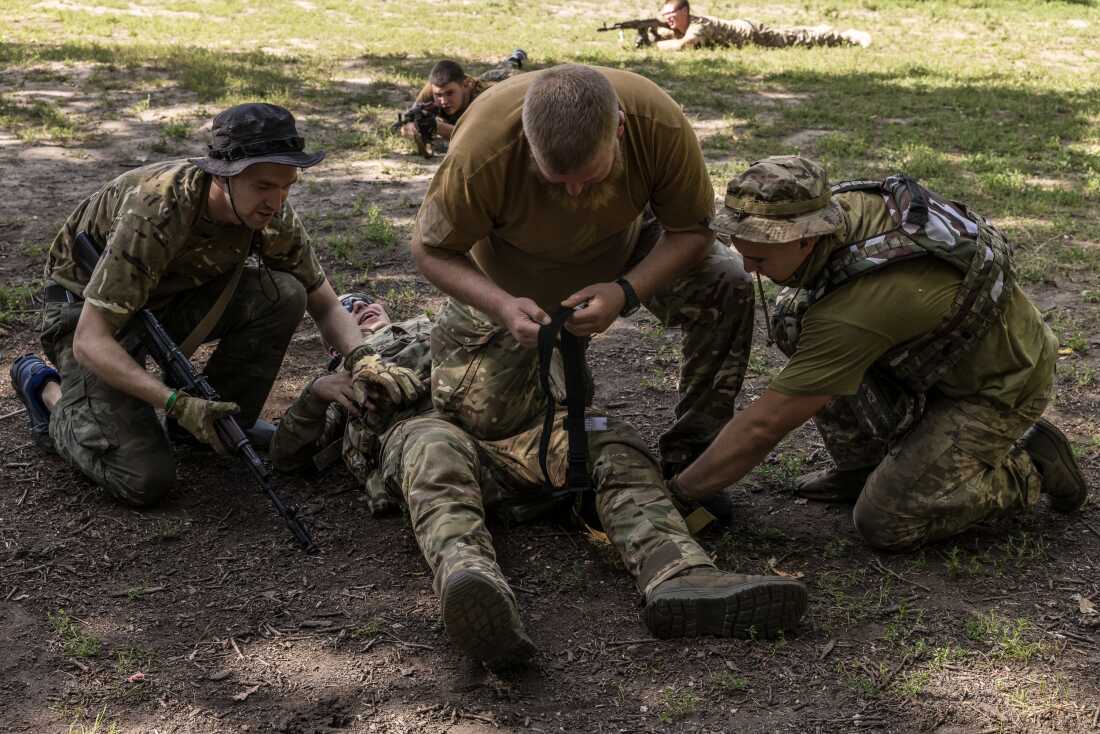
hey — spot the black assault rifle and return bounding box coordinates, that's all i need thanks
[597,18,663,47]
[73,232,317,553]
[391,101,438,158]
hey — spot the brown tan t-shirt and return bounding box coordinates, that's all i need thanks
[414,66,714,311]
[770,191,1056,412]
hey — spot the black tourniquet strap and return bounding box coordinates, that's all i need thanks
[538,307,591,495]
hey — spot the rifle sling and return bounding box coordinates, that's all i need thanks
[178,257,245,358]
[537,307,591,495]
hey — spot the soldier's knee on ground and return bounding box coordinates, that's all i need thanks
[103,452,177,508]
[851,497,925,553]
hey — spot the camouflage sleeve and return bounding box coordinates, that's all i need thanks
[270,377,345,472]
[83,206,188,333]
[259,202,326,293]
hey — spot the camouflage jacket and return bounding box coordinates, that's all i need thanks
[46,160,325,333]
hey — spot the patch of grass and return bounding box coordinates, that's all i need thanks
[0,282,38,323]
[894,668,931,697]
[160,119,191,140]
[364,205,397,248]
[943,545,985,577]
[711,671,750,692]
[66,706,121,734]
[351,618,386,638]
[655,687,701,722]
[0,93,80,142]
[50,609,102,658]
[964,612,1045,662]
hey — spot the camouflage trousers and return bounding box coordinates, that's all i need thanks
[729,19,867,48]
[815,375,1050,551]
[40,268,307,507]
[374,410,716,599]
[404,300,718,597]
[631,215,754,468]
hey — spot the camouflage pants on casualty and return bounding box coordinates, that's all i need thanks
[632,214,754,468]
[40,268,307,507]
[815,373,1050,551]
[373,299,716,599]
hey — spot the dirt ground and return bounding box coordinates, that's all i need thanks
[2,59,1099,734]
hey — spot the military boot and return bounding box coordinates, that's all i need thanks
[642,567,807,640]
[1023,418,1088,512]
[794,466,874,503]
[440,569,536,668]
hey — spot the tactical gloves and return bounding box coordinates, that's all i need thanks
[350,352,424,433]
[171,393,240,454]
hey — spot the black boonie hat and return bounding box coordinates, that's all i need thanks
[191,103,325,177]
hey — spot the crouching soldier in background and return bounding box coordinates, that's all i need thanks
[670,156,1088,552]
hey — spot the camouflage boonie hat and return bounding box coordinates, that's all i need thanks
[712,156,843,244]
[191,103,325,177]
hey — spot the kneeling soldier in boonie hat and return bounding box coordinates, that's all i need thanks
[11,103,368,508]
[667,155,1087,551]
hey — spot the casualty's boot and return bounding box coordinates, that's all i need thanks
[441,569,536,669]
[1023,418,1088,512]
[794,466,874,503]
[10,354,60,453]
[642,567,808,640]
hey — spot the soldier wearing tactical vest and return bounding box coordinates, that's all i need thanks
[669,156,1088,551]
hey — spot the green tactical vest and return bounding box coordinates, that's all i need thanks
[771,175,1013,395]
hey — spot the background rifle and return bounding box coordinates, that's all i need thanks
[73,232,317,553]
[391,101,438,158]
[597,18,663,47]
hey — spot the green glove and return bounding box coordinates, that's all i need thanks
[351,354,424,432]
[171,393,240,454]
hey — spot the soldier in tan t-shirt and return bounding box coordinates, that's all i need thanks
[409,65,810,665]
[670,156,1087,553]
[649,0,871,51]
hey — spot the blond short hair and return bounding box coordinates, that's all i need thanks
[522,64,619,175]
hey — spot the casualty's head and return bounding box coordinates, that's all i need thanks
[712,156,844,283]
[522,64,626,207]
[192,103,324,231]
[428,60,475,117]
[658,0,691,34]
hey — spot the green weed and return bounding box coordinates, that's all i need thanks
[964,612,1044,662]
[710,671,750,692]
[656,687,701,722]
[50,609,102,658]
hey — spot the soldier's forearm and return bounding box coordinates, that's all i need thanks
[623,228,712,301]
[411,237,512,320]
[270,379,335,472]
[73,306,173,409]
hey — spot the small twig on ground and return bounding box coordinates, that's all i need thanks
[606,638,660,648]
[386,633,433,651]
[871,557,932,593]
[4,442,33,455]
[0,408,27,421]
[70,658,90,672]
[511,584,537,595]
[818,639,837,661]
[4,586,16,601]
[230,637,244,660]
[0,563,47,579]
[16,485,30,505]
[877,654,912,691]
[459,712,496,725]
[109,584,167,598]
[1081,519,1100,541]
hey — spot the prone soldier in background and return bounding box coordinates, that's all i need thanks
[646,0,871,51]
[396,50,527,157]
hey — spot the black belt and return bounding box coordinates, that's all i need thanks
[537,307,591,496]
[44,283,80,303]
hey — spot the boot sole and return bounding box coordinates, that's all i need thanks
[643,578,807,640]
[441,570,535,667]
[1031,419,1088,512]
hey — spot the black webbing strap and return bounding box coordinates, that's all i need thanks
[537,307,591,495]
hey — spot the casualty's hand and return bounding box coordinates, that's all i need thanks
[309,371,362,417]
[561,282,626,337]
[172,394,240,455]
[350,353,424,432]
[497,296,551,348]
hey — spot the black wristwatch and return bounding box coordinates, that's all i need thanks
[616,277,641,317]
